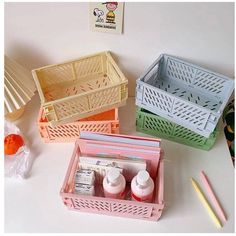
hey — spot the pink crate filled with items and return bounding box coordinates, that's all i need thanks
[38,108,119,142]
[60,132,164,221]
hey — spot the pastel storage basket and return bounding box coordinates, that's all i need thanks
[136,54,234,138]
[38,108,119,142]
[32,51,128,127]
[136,107,219,150]
[60,132,164,221]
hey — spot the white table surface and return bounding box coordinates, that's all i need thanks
[5,94,235,233]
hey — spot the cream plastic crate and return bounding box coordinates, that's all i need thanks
[32,51,128,127]
[38,108,119,142]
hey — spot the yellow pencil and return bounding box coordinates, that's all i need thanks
[190,178,222,228]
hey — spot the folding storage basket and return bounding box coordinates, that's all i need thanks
[38,108,119,142]
[32,51,128,127]
[136,107,219,150]
[60,132,164,221]
[136,54,234,138]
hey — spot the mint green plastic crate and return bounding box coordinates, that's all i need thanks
[136,107,219,150]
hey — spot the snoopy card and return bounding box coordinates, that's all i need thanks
[90,2,124,34]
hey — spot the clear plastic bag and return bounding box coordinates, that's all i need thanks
[4,121,33,179]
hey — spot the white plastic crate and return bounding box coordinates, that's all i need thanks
[136,54,234,138]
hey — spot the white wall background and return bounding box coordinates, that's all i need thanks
[4,2,234,96]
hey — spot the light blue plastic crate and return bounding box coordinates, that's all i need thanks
[136,54,234,138]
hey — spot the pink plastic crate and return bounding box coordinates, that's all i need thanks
[38,109,119,142]
[60,132,164,221]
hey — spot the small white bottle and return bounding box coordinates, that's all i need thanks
[131,170,154,203]
[103,168,126,199]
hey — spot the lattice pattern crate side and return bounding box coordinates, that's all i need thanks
[38,120,118,142]
[193,70,230,97]
[71,197,154,219]
[136,110,174,136]
[153,77,222,112]
[172,99,210,131]
[32,51,128,126]
[78,122,111,134]
[120,83,128,100]
[162,55,234,98]
[136,108,218,150]
[34,54,106,91]
[43,75,114,102]
[107,59,122,84]
[35,63,74,90]
[47,123,80,141]
[55,95,90,120]
[61,194,163,221]
[110,202,152,217]
[143,85,174,113]
[89,85,121,109]
[48,99,125,127]
[61,178,163,220]
[164,56,197,85]
[49,86,125,126]
[136,54,234,138]
[136,83,213,137]
[73,54,105,79]
[73,198,111,212]
[38,108,119,142]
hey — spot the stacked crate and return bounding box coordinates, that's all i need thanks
[135,54,234,150]
[32,51,128,142]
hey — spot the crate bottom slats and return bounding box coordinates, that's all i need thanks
[38,108,119,142]
[136,108,218,151]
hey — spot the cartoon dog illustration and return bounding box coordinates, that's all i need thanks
[103,2,118,24]
[93,8,104,23]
